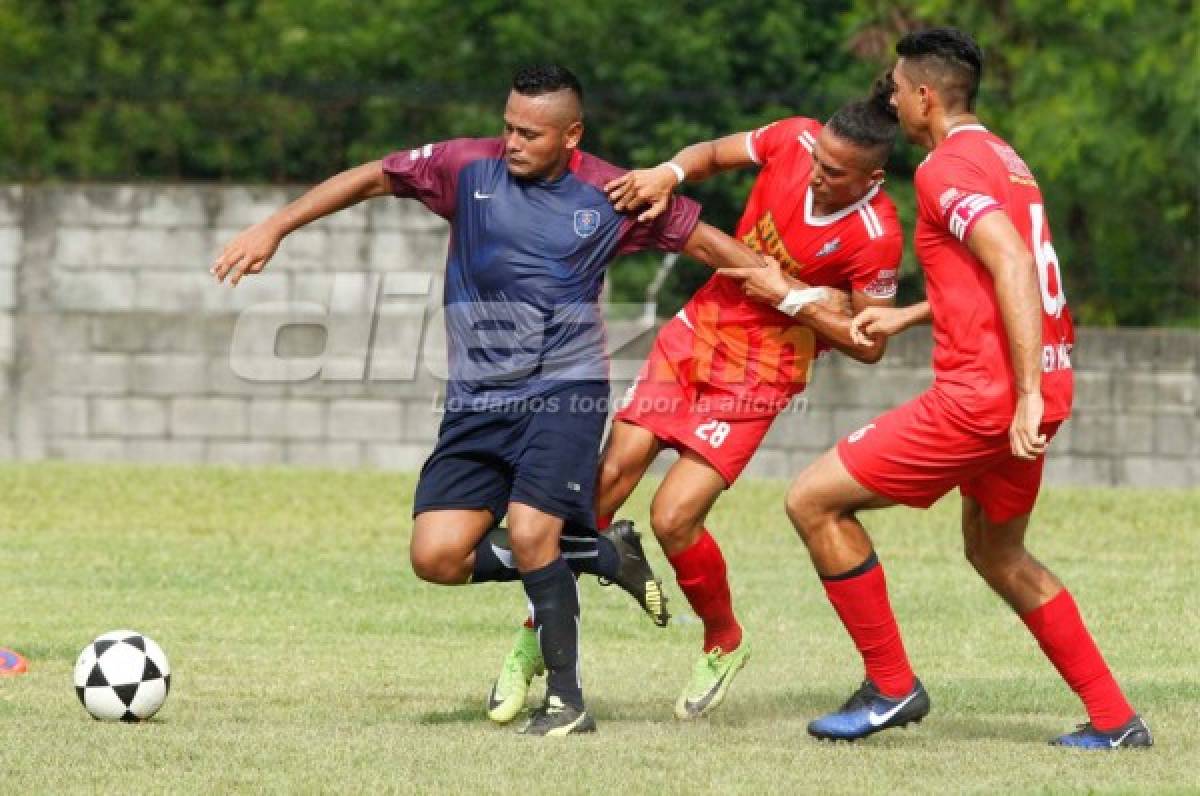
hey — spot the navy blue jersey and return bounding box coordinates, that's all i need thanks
[383,138,701,405]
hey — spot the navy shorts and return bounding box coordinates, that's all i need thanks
[413,381,609,529]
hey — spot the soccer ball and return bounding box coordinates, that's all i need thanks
[73,630,171,722]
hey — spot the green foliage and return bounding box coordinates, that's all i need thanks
[847,0,1199,324]
[0,0,1194,324]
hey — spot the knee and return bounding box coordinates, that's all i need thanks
[785,477,824,541]
[597,456,624,496]
[963,536,1024,584]
[409,542,465,585]
[650,502,700,551]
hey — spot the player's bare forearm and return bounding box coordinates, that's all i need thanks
[270,160,392,237]
[608,134,756,220]
[670,132,757,182]
[967,213,1042,396]
[213,161,391,285]
[681,222,765,271]
[901,301,932,327]
[798,291,891,364]
[849,301,929,350]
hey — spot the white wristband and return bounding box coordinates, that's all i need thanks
[775,287,828,317]
[661,161,686,184]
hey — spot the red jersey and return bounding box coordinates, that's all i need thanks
[914,124,1074,433]
[677,117,903,410]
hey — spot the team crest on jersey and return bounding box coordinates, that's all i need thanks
[816,238,842,257]
[864,269,898,299]
[574,209,601,238]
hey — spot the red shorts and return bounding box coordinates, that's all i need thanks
[836,388,1064,524]
[614,317,794,486]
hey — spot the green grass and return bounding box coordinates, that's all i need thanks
[2,462,1197,794]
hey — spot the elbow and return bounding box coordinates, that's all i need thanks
[851,340,887,365]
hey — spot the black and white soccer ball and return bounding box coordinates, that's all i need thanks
[73,630,171,722]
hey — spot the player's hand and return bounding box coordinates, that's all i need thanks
[604,165,677,222]
[1010,391,1047,461]
[211,221,284,287]
[850,306,908,346]
[723,255,790,306]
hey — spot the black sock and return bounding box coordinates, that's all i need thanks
[473,524,618,582]
[470,528,520,583]
[521,557,583,709]
[560,521,619,580]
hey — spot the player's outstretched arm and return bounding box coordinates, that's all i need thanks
[966,211,1046,460]
[605,132,756,222]
[212,160,392,287]
[681,220,766,272]
[722,256,890,364]
[850,302,931,346]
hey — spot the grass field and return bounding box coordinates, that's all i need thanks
[2,462,1197,793]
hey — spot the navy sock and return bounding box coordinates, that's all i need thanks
[470,528,520,583]
[472,524,617,582]
[560,521,619,580]
[521,557,583,709]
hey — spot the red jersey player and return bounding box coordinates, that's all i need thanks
[486,86,903,723]
[788,28,1149,748]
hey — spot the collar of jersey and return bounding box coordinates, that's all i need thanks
[946,123,989,138]
[804,182,881,227]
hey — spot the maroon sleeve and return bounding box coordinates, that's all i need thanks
[615,195,702,256]
[381,138,502,220]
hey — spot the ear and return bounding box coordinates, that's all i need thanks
[869,167,886,185]
[918,84,933,114]
[564,119,584,150]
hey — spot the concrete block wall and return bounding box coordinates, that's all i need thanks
[1,184,1196,487]
[5,184,448,469]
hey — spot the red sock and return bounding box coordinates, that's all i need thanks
[667,530,742,653]
[1021,589,1135,731]
[821,555,915,698]
[596,513,613,531]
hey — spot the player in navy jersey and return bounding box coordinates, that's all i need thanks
[211,65,814,736]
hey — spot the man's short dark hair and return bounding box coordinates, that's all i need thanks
[512,64,584,104]
[826,74,899,169]
[895,27,983,111]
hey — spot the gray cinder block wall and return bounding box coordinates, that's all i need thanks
[0,184,1196,486]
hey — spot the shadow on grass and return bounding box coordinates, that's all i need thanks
[590,685,849,725]
[418,701,484,725]
[591,684,1070,746]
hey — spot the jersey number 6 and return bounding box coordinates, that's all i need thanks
[1030,203,1067,318]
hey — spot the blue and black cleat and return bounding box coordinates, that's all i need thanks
[1051,715,1153,749]
[808,678,930,741]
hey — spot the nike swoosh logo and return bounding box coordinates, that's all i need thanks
[491,543,514,569]
[1110,726,1137,747]
[474,190,493,200]
[867,691,919,726]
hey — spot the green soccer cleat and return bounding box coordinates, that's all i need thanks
[674,640,751,720]
[486,625,545,724]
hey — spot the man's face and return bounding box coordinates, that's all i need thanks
[809,127,882,211]
[890,59,927,144]
[502,90,582,179]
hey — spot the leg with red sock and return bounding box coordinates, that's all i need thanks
[961,497,1150,748]
[806,550,931,740]
[1023,589,1149,746]
[666,529,752,719]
